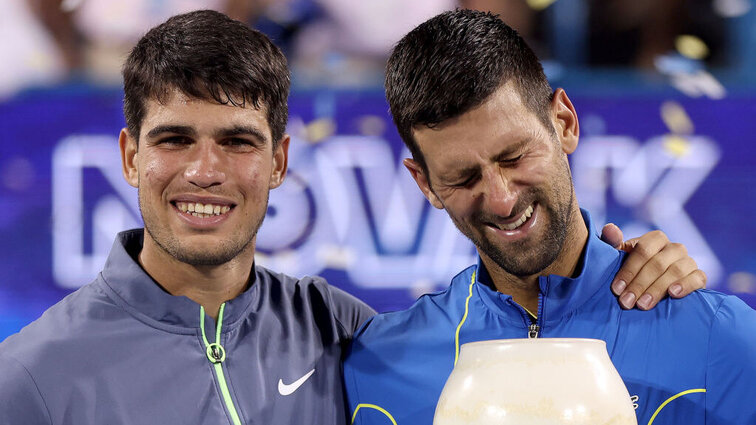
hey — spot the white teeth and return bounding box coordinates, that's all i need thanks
[499,205,534,231]
[176,202,232,217]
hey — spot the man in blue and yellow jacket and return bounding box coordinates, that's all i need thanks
[344,10,756,425]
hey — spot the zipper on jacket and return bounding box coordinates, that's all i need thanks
[200,303,242,425]
[528,323,540,338]
[528,290,544,338]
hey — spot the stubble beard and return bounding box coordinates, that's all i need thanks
[470,188,573,277]
[140,190,268,267]
[446,163,575,277]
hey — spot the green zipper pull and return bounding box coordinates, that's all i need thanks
[200,303,242,425]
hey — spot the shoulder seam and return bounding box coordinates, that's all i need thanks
[2,354,53,424]
[320,279,351,340]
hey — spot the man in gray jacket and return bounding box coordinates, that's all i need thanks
[0,9,704,425]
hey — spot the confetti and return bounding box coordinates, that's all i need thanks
[728,272,756,294]
[654,54,703,75]
[713,0,752,17]
[527,0,558,11]
[675,35,710,60]
[660,101,694,135]
[662,135,691,158]
[357,115,386,136]
[304,118,336,143]
[670,70,726,99]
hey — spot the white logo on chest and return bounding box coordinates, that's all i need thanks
[278,369,316,396]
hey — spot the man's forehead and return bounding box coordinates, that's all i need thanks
[140,88,272,140]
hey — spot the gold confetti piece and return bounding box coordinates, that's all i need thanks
[527,0,558,11]
[663,135,691,158]
[675,35,709,60]
[728,272,756,294]
[660,101,694,134]
[304,118,336,144]
[358,115,386,136]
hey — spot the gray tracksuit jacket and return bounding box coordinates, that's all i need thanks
[0,229,375,425]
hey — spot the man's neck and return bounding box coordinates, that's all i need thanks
[482,206,589,315]
[138,234,255,320]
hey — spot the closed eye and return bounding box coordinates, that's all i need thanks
[222,137,261,151]
[451,173,480,188]
[500,154,523,165]
[156,135,192,146]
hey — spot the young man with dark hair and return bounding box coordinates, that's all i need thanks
[0,9,709,425]
[0,10,375,425]
[344,9,756,425]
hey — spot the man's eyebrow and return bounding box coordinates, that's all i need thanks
[146,125,197,139]
[214,125,269,144]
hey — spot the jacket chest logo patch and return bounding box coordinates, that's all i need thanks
[278,369,316,396]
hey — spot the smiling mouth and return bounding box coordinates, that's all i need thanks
[493,204,534,231]
[174,201,233,218]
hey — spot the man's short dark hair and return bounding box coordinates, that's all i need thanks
[385,9,554,172]
[123,9,290,146]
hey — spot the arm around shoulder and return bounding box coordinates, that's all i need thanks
[705,296,756,424]
[0,354,52,424]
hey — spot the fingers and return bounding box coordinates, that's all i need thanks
[600,223,624,249]
[627,256,699,310]
[611,230,670,303]
[668,269,707,298]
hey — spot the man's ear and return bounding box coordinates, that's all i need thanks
[403,158,443,210]
[269,135,290,189]
[551,88,579,154]
[119,128,139,188]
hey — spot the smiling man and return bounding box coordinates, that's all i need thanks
[344,10,756,425]
[0,10,375,425]
[0,9,712,425]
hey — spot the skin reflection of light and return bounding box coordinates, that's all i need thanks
[485,404,507,419]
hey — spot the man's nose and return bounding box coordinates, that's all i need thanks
[184,142,226,188]
[480,168,517,218]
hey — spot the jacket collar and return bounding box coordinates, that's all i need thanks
[99,229,260,330]
[472,209,624,324]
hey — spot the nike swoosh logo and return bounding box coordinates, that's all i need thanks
[278,369,315,396]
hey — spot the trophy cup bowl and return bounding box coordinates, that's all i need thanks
[434,338,637,425]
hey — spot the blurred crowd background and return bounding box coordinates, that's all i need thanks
[1,0,755,339]
[2,0,755,96]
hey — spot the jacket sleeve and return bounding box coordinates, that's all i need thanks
[343,317,399,425]
[705,296,756,424]
[0,354,52,425]
[326,282,377,337]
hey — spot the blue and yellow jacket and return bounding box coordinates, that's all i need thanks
[344,212,756,425]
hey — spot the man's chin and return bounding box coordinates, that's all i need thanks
[170,247,241,266]
[479,237,560,277]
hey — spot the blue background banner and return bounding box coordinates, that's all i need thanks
[1,86,755,340]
